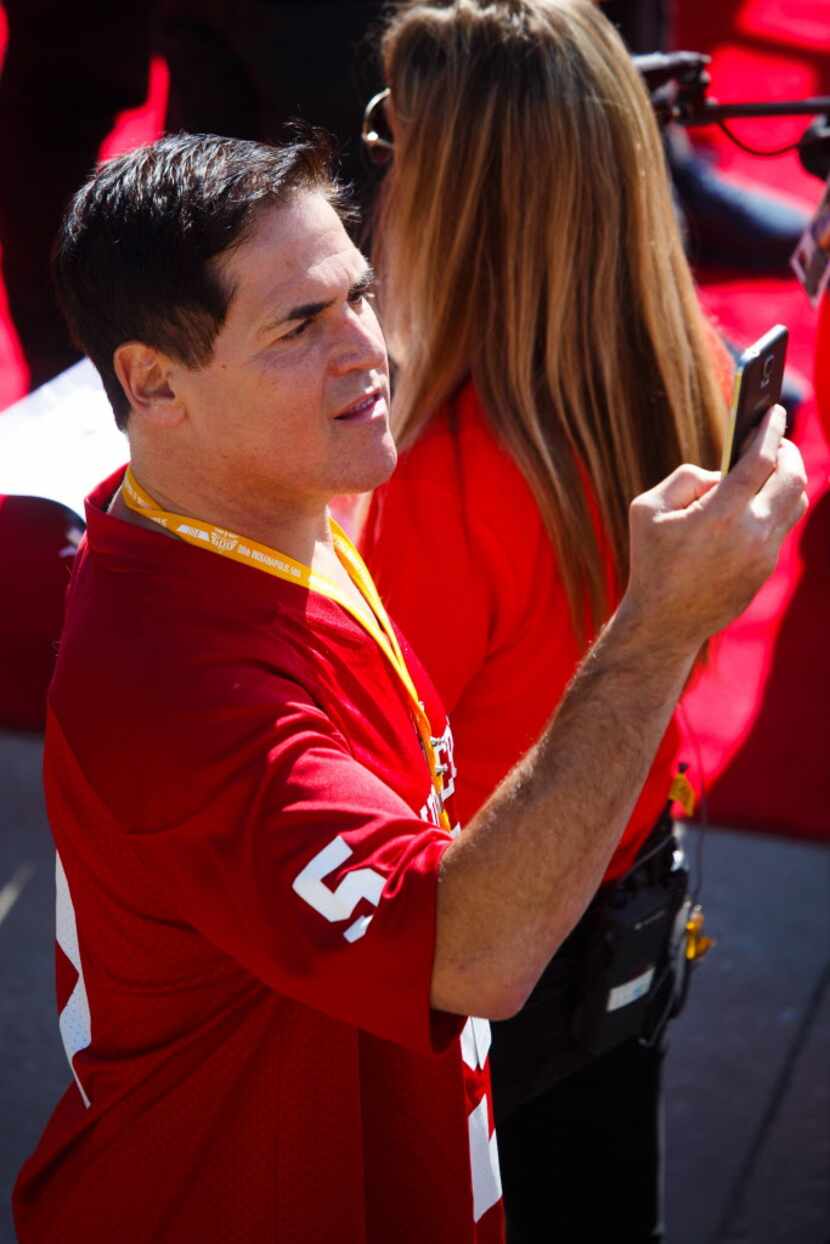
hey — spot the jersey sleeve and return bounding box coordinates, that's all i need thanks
[122,678,462,1057]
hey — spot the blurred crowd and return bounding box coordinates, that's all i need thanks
[0,0,809,394]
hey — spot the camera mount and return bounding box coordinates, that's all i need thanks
[634,52,830,181]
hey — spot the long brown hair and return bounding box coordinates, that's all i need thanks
[374,0,725,636]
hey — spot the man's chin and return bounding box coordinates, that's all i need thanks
[372,438,399,486]
[343,437,398,495]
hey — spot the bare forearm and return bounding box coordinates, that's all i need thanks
[431,598,694,1018]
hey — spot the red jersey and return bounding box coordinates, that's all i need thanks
[361,381,680,881]
[14,469,504,1243]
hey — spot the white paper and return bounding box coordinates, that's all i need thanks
[0,359,127,519]
[606,965,655,1012]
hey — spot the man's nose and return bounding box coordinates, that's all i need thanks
[330,305,387,375]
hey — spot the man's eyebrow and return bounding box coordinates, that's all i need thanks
[263,264,376,334]
[349,265,376,297]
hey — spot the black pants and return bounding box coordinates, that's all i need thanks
[601,0,671,54]
[497,1037,666,1243]
[490,821,681,1242]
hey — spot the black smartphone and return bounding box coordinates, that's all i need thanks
[721,324,788,473]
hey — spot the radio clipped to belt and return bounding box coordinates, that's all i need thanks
[668,767,715,995]
[572,767,714,1058]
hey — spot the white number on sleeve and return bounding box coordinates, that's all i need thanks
[55,852,92,1108]
[468,1095,502,1222]
[292,836,385,943]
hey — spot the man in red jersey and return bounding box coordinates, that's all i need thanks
[14,131,806,1243]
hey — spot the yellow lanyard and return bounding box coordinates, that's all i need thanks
[121,468,451,830]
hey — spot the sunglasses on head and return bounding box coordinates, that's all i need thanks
[362,88,394,166]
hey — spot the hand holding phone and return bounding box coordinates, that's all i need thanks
[721,324,789,473]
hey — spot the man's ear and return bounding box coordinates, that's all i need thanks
[113,342,185,425]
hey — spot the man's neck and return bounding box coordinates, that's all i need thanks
[109,461,376,628]
[110,460,333,567]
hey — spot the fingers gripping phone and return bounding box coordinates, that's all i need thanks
[721,324,789,473]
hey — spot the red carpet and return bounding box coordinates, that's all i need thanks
[0,3,828,839]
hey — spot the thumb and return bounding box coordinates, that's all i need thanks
[723,404,786,499]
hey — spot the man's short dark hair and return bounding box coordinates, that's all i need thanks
[54,130,350,430]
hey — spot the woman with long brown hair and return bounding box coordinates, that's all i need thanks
[360,1,730,1238]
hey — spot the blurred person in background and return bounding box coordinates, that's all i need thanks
[600,0,810,272]
[0,1,152,388]
[361,1,734,1239]
[0,0,382,393]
